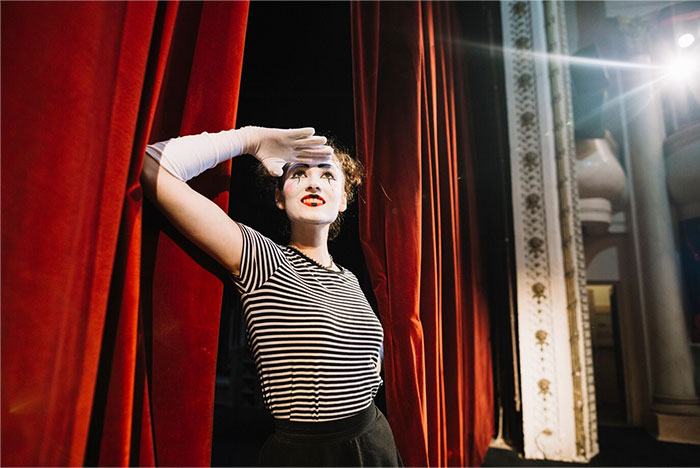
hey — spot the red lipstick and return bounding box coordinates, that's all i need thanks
[301,194,326,207]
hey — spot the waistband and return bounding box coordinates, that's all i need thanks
[272,404,377,443]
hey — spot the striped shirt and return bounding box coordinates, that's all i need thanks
[231,223,384,422]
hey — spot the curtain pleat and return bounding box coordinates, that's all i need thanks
[146,3,249,466]
[88,3,179,466]
[352,2,429,465]
[351,2,494,466]
[1,1,249,466]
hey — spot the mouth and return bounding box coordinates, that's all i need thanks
[301,194,326,207]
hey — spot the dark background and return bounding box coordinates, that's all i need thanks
[212,3,379,466]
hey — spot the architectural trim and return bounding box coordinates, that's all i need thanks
[501,0,598,461]
[543,1,598,459]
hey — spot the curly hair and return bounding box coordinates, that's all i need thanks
[258,143,364,240]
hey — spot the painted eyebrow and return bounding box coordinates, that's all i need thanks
[289,163,336,172]
[292,163,334,170]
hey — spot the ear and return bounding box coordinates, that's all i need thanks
[339,192,348,213]
[275,189,285,210]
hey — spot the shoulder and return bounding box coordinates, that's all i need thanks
[235,222,284,251]
[231,222,288,291]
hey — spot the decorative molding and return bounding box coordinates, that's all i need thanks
[543,0,599,459]
[501,0,598,462]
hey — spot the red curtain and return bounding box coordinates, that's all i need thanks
[351,2,494,466]
[1,1,249,466]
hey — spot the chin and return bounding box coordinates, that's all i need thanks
[288,213,338,226]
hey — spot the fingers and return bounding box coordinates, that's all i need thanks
[288,127,315,138]
[297,145,334,158]
[293,131,333,158]
[263,158,286,177]
[295,135,327,147]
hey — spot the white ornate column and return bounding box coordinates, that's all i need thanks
[501,0,598,461]
[621,46,700,441]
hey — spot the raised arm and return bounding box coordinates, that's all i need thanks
[140,126,332,276]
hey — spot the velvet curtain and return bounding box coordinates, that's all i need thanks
[1,1,249,466]
[351,2,494,466]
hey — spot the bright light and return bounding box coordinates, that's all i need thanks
[666,56,698,82]
[678,33,696,48]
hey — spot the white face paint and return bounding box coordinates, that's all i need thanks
[276,160,347,226]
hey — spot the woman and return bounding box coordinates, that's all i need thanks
[140,126,402,467]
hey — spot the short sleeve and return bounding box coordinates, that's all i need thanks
[231,222,286,294]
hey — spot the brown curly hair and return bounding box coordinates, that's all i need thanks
[259,144,364,240]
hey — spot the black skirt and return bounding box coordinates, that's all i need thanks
[258,404,403,467]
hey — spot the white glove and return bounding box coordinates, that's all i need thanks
[242,126,333,177]
[145,126,333,181]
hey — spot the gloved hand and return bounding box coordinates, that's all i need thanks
[145,126,333,181]
[241,126,333,177]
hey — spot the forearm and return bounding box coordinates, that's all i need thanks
[145,126,332,183]
[144,128,249,182]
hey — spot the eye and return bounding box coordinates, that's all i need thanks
[321,171,335,180]
[290,170,307,180]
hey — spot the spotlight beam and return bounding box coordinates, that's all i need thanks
[506,47,664,71]
[452,38,664,72]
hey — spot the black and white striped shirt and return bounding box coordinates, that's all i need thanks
[231,223,384,422]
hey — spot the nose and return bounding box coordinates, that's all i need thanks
[305,174,322,191]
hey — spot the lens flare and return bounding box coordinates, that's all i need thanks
[666,56,698,82]
[678,33,696,48]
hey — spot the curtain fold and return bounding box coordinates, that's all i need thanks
[1,1,249,466]
[351,2,494,466]
[146,3,249,465]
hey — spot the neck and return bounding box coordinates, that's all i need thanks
[288,222,332,266]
